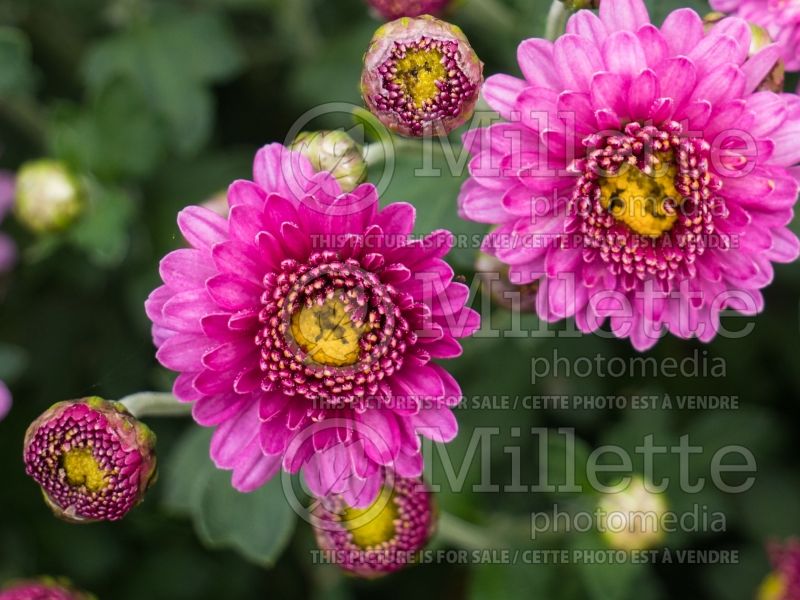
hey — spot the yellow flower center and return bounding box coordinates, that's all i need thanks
[758,572,787,600]
[290,298,369,367]
[62,448,107,493]
[599,154,682,237]
[343,486,398,549]
[394,48,446,108]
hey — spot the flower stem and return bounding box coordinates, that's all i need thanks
[545,0,569,41]
[363,141,393,167]
[436,511,504,550]
[118,392,193,418]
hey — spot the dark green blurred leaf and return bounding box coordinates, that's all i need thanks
[0,26,35,97]
[50,79,164,180]
[163,425,296,568]
[68,184,135,266]
[0,343,27,382]
[470,562,551,599]
[573,535,645,600]
[83,12,244,155]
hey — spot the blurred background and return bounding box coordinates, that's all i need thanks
[0,0,798,598]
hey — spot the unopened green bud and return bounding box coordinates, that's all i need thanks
[14,160,84,234]
[290,131,368,193]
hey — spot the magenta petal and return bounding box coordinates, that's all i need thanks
[193,392,249,426]
[228,179,266,210]
[178,206,227,251]
[231,440,281,493]
[603,31,647,77]
[374,202,416,237]
[660,8,704,56]
[566,9,608,46]
[599,0,649,32]
[206,274,261,311]
[412,405,458,443]
[481,74,527,119]
[156,334,210,371]
[555,35,603,92]
[210,399,260,469]
[517,39,561,90]
[742,45,781,94]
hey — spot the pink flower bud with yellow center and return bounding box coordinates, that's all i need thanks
[312,474,435,578]
[361,16,483,137]
[0,577,95,600]
[367,0,452,20]
[23,397,157,523]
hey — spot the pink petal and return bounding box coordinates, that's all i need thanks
[517,39,561,90]
[599,0,649,32]
[178,206,228,251]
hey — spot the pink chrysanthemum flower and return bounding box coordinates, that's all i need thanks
[146,144,478,506]
[312,473,434,578]
[712,0,800,71]
[458,0,800,350]
[0,578,95,600]
[23,398,157,523]
[759,539,800,600]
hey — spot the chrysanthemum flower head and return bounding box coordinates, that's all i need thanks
[361,16,483,137]
[597,476,668,551]
[23,397,157,523]
[0,577,95,600]
[711,0,800,71]
[146,143,478,506]
[759,539,800,600]
[14,160,84,234]
[312,473,435,578]
[459,0,800,351]
[367,0,452,21]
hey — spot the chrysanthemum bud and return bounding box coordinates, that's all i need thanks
[23,397,157,524]
[290,131,368,193]
[758,540,800,600]
[312,475,435,578]
[597,477,668,551]
[367,0,452,20]
[361,16,483,137]
[0,577,95,600]
[476,251,538,312]
[704,13,785,92]
[14,160,84,234]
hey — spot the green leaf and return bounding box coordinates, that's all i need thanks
[0,343,27,382]
[68,184,135,267]
[573,535,645,600]
[83,12,244,155]
[50,79,164,180]
[197,468,296,568]
[470,563,552,599]
[163,426,297,568]
[0,27,36,97]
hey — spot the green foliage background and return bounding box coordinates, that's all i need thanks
[0,0,798,598]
